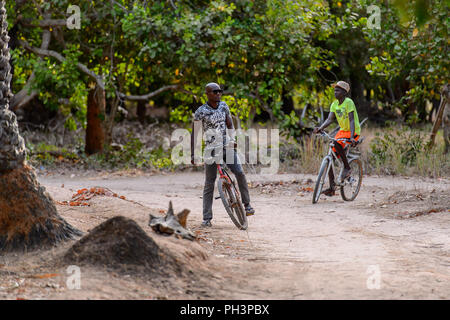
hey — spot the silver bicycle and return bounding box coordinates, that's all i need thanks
[312,131,364,204]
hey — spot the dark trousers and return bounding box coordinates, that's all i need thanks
[202,149,250,221]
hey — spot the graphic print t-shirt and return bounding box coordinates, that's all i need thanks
[330,97,361,135]
[194,101,231,146]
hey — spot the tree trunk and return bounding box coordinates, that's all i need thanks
[85,85,106,155]
[136,100,146,124]
[104,95,121,147]
[428,84,449,150]
[444,100,449,154]
[0,1,81,252]
[281,89,294,115]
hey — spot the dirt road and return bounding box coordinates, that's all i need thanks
[1,170,448,299]
[25,171,448,300]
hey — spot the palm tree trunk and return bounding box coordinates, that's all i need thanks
[0,1,81,252]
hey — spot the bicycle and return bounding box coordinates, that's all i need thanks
[312,131,364,204]
[204,141,248,230]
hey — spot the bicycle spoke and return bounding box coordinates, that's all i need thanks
[340,159,362,201]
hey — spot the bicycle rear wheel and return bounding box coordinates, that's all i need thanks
[218,177,248,230]
[312,157,331,204]
[340,159,363,201]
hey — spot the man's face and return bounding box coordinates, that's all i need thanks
[334,86,346,99]
[206,84,223,103]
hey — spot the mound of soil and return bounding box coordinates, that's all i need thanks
[64,216,180,275]
[384,189,450,206]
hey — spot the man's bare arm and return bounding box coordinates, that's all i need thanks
[191,120,202,164]
[349,111,355,138]
[314,112,335,133]
[225,113,234,130]
[225,113,236,144]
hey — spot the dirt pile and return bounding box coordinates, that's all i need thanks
[378,189,450,219]
[64,216,181,275]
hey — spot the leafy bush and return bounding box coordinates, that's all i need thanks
[102,135,175,170]
[27,142,78,166]
[370,127,425,166]
[368,126,450,176]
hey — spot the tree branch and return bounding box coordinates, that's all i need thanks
[11,29,51,110]
[18,18,67,28]
[118,85,188,101]
[18,39,105,90]
[17,41,197,104]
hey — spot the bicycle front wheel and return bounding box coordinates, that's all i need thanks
[312,157,331,204]
[340,159,363,201]
[218,178,248,230]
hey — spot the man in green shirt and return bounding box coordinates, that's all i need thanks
[313,81,360,196]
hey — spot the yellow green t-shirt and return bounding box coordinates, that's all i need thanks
[330,97,360,135]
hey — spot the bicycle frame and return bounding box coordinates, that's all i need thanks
[217,163,232,184]
[205,141,238,188]
[319,132,359,186]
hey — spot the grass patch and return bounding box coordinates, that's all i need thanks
[279,125,450,178]
[26,134,179,172]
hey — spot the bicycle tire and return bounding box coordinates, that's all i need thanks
[218,177,248,230]
[312,157,331,204]
[340,159,363,201]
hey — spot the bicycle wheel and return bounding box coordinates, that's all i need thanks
[218,177,248,230]
[312,157,331,204]
[340,159,363,201]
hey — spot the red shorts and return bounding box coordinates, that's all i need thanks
[332,130,359,153]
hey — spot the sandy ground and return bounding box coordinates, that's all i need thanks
[0,170,449,300]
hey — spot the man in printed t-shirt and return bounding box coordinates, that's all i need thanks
[190,83,255,227]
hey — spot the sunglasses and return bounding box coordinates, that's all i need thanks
[211,89,223,94]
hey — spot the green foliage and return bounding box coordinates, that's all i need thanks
[121,0,334,125]
[8,0,449,145]
[363,0,448,116]
[26,134,177,171]
[102,135,175,170]
[169,105,192,124]
[370,127,425,166]
[279,111,301,139]
[279,126,450,177]
[26,142,78,166]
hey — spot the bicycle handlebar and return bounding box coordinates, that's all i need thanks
[203,139,236,164]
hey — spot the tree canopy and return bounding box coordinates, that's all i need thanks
[7,0,449,138]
